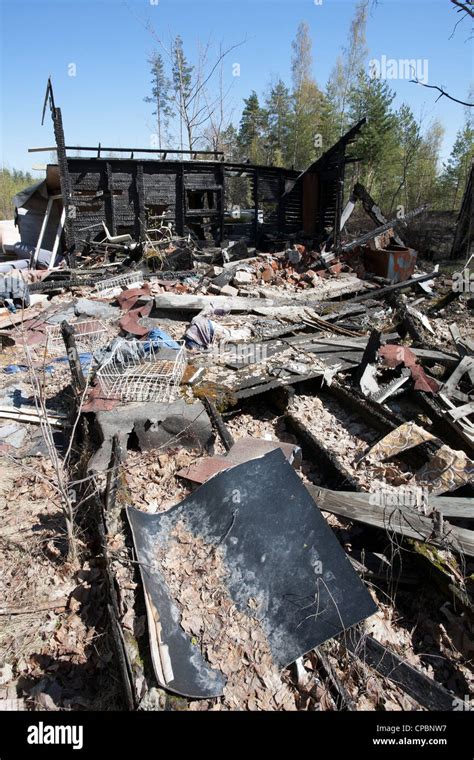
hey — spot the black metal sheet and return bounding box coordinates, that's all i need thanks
[127,448,377,698]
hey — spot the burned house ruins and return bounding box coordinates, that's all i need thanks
[0,75,472,718]
[29,80,366,261]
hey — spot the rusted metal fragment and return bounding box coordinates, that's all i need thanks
[82,383,121,413]
[177,457,235,484]
[363,246,417,283]
[177,437,301,484]
[118,302,153,337]
[378,344,440,393]
[117,284,154,336]
[116,283,152,309]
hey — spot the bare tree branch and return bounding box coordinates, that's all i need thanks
[410,77,474,107]
[450,0,474,19]
[448,0,474,39]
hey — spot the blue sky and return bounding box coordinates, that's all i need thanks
[1,0,472,175]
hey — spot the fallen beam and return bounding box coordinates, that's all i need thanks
[414,391,474,457]
[0,410,64,427]
[235,370,324,400]
[313,486,474,520]
[202,396,235,452]
[349,271,442,303]
[343,629,466,712]
[286,413,359,491]
[307,483,474,557]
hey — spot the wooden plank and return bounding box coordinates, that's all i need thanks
[412,347,459,366]
[343,630,465,711]
[447,400,474,422]
[0,410,64,427]
[433,495,474,519]
[312,486,474,520]
[0,405,67,419]
[154,293,291,312]
[0,305,45,330]
[235,369,324,400]
[443,356,474,394]
[307,484,474,556]
[349,271,442,302]
[61,320,86,394]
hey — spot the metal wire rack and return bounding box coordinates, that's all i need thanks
[94,271,145,297]
[96,339,187,403]
[45,319,109,355]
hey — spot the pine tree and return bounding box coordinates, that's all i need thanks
[387,103,422,212]
[348,71,398,198]
[318,88,341,156]
[440,109,474,210]
[144,53,173,149]
[264,80,292,166]
[219,124,240,161]
[0,168,34,219]
[238,91,266,164]
[415,121,445,208]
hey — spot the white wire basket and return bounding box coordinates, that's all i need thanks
[94,272,145,297]
[45,319,109,355]
[96,339,187,403]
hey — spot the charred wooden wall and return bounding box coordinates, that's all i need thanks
[65,158,305,251]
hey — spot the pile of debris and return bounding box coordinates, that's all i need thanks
[0,224,472,712]
[0,95,472,712]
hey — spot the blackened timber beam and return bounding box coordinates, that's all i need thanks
[315,646,357,711]
[29,146,225,158]
[349,271,442,302]
[328,381,405,433]
[353,182,405,246]
[105,435,123,534]
[426,289,460,315]
[354,329,381,385]
[285,413,359,491]
[389,292,425,344]
[96,495,136,710]
[176,164,185,236]
[202,397,234,452]
[342,628,466,711]
[414,390,474,457]
[61,320,86,395]
[253,169,259,247]
[218,162,225,244]
[277,173,285,236]
[52,106,75,255]
[136,163,145,240]
[333,165,345,249]
[235,370,324,401]
[105,162,116,236]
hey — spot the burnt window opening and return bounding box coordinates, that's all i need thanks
[186,189,217,211]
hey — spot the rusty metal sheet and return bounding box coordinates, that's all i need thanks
[177,437,302,484]
[363,247,417,283]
